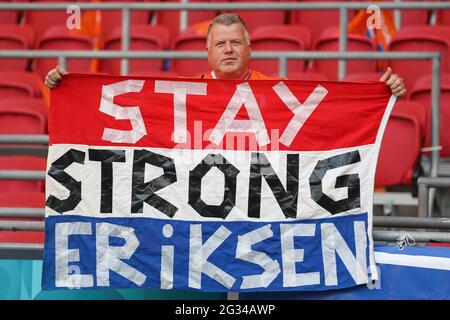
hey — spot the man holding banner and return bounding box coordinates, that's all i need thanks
[45,13,406,97]
[42,14,406,292]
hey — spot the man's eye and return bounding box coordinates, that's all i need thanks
[216,42,224,47]
[232,41,241,46]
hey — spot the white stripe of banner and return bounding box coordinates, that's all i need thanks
[375,252,450,271]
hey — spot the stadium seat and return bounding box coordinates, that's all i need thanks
[436,6,450,26]
[171,32,209,77]
[0,0,21,24]
[99,0,153,39]
[0,24,34,71]
[0,156,46,192]
[127,70,180,78]
[343,72,384,82]
[24,0,72,42]
[0,191,45,244]
[287,71,328,81]
[34,25,94,79]
[249,25,311,77]
[155,0,219,42]
[0,98,48,134]
[291,0,355,45]
[0,71,43,99]
[375,101,425,187]
[382,0,430,27]
[409,73,450,157]
[101,25,168,75]
[228,0,286,32]
[313,27,377,80]
[388,25,450,90]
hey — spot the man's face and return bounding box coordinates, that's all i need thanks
[207,23,251,79]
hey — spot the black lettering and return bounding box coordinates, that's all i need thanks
[45,149,85,213]
[248,153,299,218]
[309,150,361,214]
[131,149,178,217]
[88,149,126,213]
[188,154,239,219]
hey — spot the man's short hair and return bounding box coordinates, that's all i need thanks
[206,13,250,48]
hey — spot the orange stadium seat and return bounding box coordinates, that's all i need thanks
[228,0,286,32]
[0,0,21,24]
[409,73,450,158]
[375,101,425,187]
[34,25,94,79]
[388,25,450,90]
[249,25,310,77]
[0,71,43,100]
[0,156,46,192]
[0,24,34,71]
[0,191,45,244]
[313,27,377,80]
[155,0,219,43]
[101,25,168,75]
[171,32,209,77]
[0,98,48,134]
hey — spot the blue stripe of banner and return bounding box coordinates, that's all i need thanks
[43,213,370,292]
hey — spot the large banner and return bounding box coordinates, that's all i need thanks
[43,74,395,291]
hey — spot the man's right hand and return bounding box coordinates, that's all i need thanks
[44,65,68,88]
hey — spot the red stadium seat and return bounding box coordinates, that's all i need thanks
[375,101,425,187]
[0,156,46,192]
[171,32,209,77]
[343,72,384,82]
[249,25,311,77]
[388,25,450,90]
[288,71,328,81]
[0,71,43,99]
[99,0,153,39]
[127,70,180,78]
[228,0,286,32]
[34,25,94,79]
[291,0,355,45]
[24,0,72,41]
[0,24,34,71]
[313,27,377,80]
[409,73,450,157]
[0,97,48,134]
[101,25,168,75]
[0,191,45,244]
[155,0,219,42]
[0,0,21,24]
[382,0,430,27]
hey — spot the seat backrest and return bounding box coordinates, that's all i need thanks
[228,0,286,32]
[313,28,377,80]
[375,101,425,187]
[250,25,310,76]
[171,33,209,76]
[0,0,20,23]
[155,0,219,43]
[409,73,450,157]
[388,26,450,90]
[343,72,384,82]
[34,25,94,79]
[24,0,70,41]
[291,0,355,45]
[99,0,153,39]
[0,24,34,71]
[101,25,167,75]
[0,97,48,134]
[0,191,45,244]
[0,71,43,100]
[0,155,46,192]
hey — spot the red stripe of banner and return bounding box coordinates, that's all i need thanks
[49,74,391,151]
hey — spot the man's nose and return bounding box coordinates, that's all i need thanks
[224,41,233,53]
